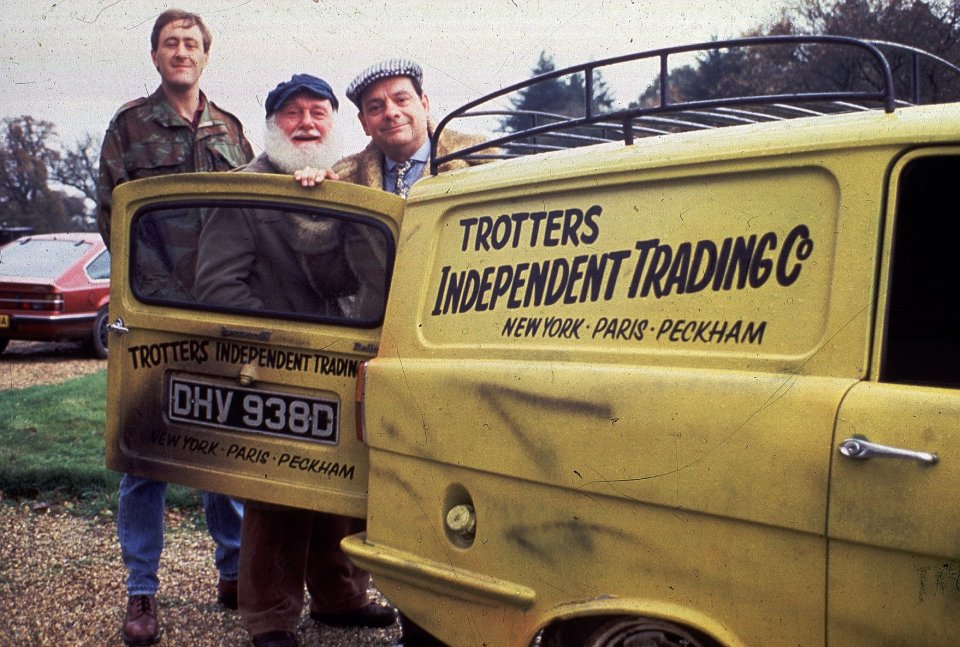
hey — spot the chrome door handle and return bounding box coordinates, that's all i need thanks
[106,317,129,335]
[838,437,938,465]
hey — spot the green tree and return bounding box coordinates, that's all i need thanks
[634,0,960,109]
[500,51,615,151]
[52,133,99,205]
[0,116,92,233]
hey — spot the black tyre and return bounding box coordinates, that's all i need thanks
[88,306,109,359]
[541,616,710,647]
[0,337,8,356]
[585,617,706,647]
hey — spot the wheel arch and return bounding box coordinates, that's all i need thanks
[535,599,742,647]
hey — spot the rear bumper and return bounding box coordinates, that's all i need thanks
[341,532,536,609]
[0,312,95,340]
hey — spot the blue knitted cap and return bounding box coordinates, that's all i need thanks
[265,74,339,115]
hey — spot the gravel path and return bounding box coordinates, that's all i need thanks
[0,501,401,646]
[0,341,106,391]
[0,342,402,646]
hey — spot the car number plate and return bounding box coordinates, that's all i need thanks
[167,376,339,444]
[0,314,8,327]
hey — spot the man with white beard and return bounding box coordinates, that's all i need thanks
[195,74,398,647]
[195,74,349,314]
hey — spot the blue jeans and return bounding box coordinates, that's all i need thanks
[117,473,243,596]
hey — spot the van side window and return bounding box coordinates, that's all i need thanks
[130,202,394,328]
[882,156,960,387]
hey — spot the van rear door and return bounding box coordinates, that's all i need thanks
[104,173,403,518]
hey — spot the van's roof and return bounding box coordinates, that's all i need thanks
[415,101,960,201]
[430,35,960,177]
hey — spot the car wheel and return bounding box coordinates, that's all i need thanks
[88,306,109,359]
[0,337,8,355]
[584,617,708,647]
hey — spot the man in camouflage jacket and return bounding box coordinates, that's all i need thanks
[95,9,251,647]
[96,87,253,246]
[97,87,253,300]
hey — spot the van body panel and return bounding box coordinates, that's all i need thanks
[364,360,849,531]
[396,144,897,382]
[352,448,825,647]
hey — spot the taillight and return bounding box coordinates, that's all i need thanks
[31,293,64,311]
[355,360,369,443]
[0,289,63,311]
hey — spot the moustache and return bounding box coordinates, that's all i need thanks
[292,129,324,140]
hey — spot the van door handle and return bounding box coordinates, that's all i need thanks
[106,317,129,335]
[838,437,938,465]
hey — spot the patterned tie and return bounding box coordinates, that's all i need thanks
[393,159,413,197]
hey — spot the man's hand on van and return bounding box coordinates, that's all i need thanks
[294,166,339,187]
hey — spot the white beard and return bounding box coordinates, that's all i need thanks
[264,117,343,173]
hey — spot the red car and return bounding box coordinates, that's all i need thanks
[0,232,110,358]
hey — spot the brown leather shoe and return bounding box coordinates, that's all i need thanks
[121,595,161,646]
[252,631,298,647]
[217,578,238,610]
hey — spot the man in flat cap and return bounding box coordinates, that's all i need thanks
[332,58,489,195]
[96,9,250,645]
[195,74,398,647]
[330,57,494,647]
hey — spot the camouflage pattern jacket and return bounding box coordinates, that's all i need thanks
[96,86,254,248]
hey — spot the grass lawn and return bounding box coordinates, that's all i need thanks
[0,369,200,515]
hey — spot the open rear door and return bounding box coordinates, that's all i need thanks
[104,172,403,518]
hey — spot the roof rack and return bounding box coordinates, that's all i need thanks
[431,35,960,174]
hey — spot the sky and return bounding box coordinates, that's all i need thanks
[0,0,792,155]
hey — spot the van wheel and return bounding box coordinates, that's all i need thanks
[540,616,710,647]
[87,306,109,359]
[584,617,707,647]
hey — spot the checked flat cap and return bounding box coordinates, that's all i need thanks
[346,58,423,107]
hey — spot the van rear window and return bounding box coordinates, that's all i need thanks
[130,201,395,329]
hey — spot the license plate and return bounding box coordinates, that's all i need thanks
[0,314,8,327]
[167,376,339,444]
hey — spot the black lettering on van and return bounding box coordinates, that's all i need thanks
[542,317,585,338]
[777,224,813,286]
[226,444,270,464]
[276,453,355,480]
[458,205,604,251]
[432,250,630,316]
[148,429,180,447]
[721,235,756,290]
[501,316,542,337]
[628,225,813,299]
[127,339,210,369]
[527,211,548,246]
[593,317,648,341]
[750,232,777,287]
[459,217,478,251]
[582,205,601,245]
[654,319,766,345]
[687,240,717,292]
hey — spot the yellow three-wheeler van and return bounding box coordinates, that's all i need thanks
[106,37,960,646]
